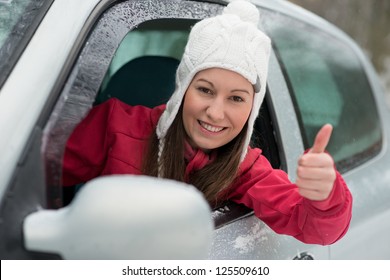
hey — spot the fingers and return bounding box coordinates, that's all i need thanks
[296,182,332,201]
[298,153,334,168]
[296,174,335,200]
[296,165,335,180]
[310,124,333,154]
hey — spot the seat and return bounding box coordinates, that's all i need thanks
[95,55,180,107]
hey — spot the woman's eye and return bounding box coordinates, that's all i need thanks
[231,96,244,102]
[198,87,212,94]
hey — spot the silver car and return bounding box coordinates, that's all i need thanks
[1,0,389,259]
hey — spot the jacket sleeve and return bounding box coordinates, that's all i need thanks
[62,99,116,186]
[230,154,353,245]
[62,98,165,186]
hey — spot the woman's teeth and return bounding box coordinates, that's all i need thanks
[200,121,224,132]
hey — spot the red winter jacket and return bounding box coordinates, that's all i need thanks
[62,98,352,245]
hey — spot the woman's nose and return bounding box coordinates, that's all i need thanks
[206,99,224,122]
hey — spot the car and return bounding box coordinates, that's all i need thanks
[1,0,390,260]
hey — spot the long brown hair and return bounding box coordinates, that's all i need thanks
[142,105,248,207]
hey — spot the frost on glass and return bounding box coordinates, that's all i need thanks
[209,216,290,259]
[0,0,49,87]
[42,0,222,208]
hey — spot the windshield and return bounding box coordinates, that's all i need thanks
[0,0,53,89]
[0,0,29,47]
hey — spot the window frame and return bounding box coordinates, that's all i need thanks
[42,0,284,229]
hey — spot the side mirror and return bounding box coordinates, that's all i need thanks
[23,175,213,259]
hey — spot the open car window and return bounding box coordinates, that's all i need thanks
[94,18,195,107]
[42,0,281,229]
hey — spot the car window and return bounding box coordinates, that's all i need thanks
[0,0,53,89]
[263,10,382,173]
[43,1,280,229]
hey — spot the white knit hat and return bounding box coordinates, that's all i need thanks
[156,0,271,162]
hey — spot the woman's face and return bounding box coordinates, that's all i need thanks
[182,68,254,151]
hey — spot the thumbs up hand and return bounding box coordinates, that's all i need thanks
[296,124,337,201]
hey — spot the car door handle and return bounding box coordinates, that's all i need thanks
[293,251,314,260]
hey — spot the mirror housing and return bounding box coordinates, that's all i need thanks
[23,175,213,259]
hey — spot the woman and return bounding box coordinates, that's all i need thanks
[62,0,352,245]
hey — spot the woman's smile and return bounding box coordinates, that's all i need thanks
[198,120,226,133]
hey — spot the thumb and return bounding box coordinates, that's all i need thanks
[310,124,333,153]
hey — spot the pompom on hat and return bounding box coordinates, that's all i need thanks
[157,0,271,162]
